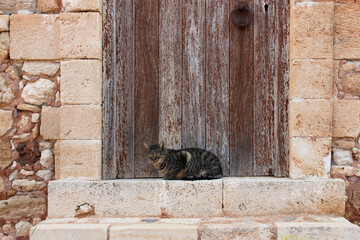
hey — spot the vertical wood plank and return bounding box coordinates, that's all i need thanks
[253,0,276,176]
[206,0,230,176]
[102,0,116,179]
[274,0,289,177]
[229,0,255,176]
[115,0,135,178]
[134,0,159,178]
[159,0,182,150]
[182,0,206,149]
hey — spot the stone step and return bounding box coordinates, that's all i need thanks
[48,178,345,218]
[30,216,360,240]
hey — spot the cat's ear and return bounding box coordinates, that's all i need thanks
[159,141,164,149]
[143,143,150,151]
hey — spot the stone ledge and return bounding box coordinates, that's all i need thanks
[48,178,345,219]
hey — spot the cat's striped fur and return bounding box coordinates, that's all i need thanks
[144,142,222,180]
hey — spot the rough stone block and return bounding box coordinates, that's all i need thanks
[63,0,102,12]
[21,78,56,105]
[290,2,333,59]
[55,140,101,180]
[30,224,109,240]
[290,137,331,179]
[290,59,332,99]
[334,4,360,59]
[60,105,101,140]
[0,194,46,219]
[110,224,198,240]
[289,99,331,137]
[0,15,10,32]
[0,109,13,136]
[10,14,59,60]
[59,13,101,59]
[48,179,165,218]
[38,0,60,13]
[22,61,60,76]
[16,0,37,13]
[223,178,345,216]
[164,180,222,218]
[40,106,60,140]
[333,100,360,138]
[60,60,102,104]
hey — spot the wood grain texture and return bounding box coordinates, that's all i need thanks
[102,0,116,179]
[115,0,135,178]
[206,0,230,176]
[229,0,255,176]
[134,0,159,177]
[182,0,206,149]
[159,0,182,150]
[253,0,276,176]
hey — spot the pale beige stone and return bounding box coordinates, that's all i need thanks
[36,169,53,181]
[334,4,360,59]
[0,195,46,218]
[22,61,60,76]
[60,60,101,104]
[290,2,334,59]
[331,166,354,177]
[332,148,353,166]
[342,72,360,97]
[40,149,54,169]
[60,105,101,140]
[31,113,40,123]
[289,99,331,137]
[15,221,32,237]
[16,0,37,13]
[290,59,332,99]
[0,109,13,136]
[5,64,20,81]
[333,138,356,149]
[38,0,60,13]
[0,1,16,14]
[17,114,31,130]
[165,180,222,218]
[0,32,9,47]
[63,0,102,12]
[0,41,8,60]
[0,15,9,31]
[333,100,360,138]
[0,138,11,170]
[223,178,345,216]
[290,138,331,179]
[39,140,53,149]
[59,13,101,59]
[40,106,59,140]
[0,176,3,192]
[110,224,198,240]
[10,14,59,60]
[21,78,56,105]
[48,179,165,218]
[342,62,356,72]
[56,140,101,179]
[17,103,41,113]
[12,179,46,192]
[20,169,34,176]
[30,224,109,240]
[0,74,14,104]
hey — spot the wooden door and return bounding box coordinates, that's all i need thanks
[103,0,289,179]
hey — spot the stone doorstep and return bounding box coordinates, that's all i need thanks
[47,178,346,218]
[29,216,360,240]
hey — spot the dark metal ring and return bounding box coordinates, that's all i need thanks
[230,2,253,28]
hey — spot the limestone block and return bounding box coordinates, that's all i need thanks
[0,109,13,136]
[199,222,274,240]
[63,0,102,12]
[59,13,101,59]
[110,224,198,240]
[334,4,360,59]
[21,78,56,105]
[36,169,53,181]
[0,74,14,104]
[333,100,360,138]
[0,138,11,170]
[30,224,109,240]
[10,14,59,60]
[40,106,60,140]
[289,99,331,137]
[17,103,41,113]
[55,140,101,179]
[0,0,16,14]
[223,178,345,216]
[60,105,101,140]
[0,41,8,60]
[12,179,46,192]
[38,0,60,13]
[16,0,37,13]
[342,72,360,97]
[0,194,46,218]
[0,176,3,192]
[0,15,9,32]
[48,179,165,218]
[22,61,60,76]
[40,149,54,169]
[15,221,32,237]
[60,60,102,104]
[164,179,222,218]
[290,2,333,59]
[332,148,353,166]
[0,32,9,47]
[290,137,331,179]
[290,59,332,99]
[331,166,354,177]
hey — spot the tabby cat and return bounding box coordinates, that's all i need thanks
[144,142,222,180]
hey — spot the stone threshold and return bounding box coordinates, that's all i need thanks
[30,216,360,240]
[48,177,345,218]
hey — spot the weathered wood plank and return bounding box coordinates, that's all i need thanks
[206,0,230,176]
[102,0,116,179]
[134,0,159,178]
[253,0,276,176]
[274,0,289,177]
[115,0,135,178]
[182,0,206,149]
[229,0,255,176]
[159,0,182,150]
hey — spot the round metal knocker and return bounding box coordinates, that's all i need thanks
[230,2,253,28]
